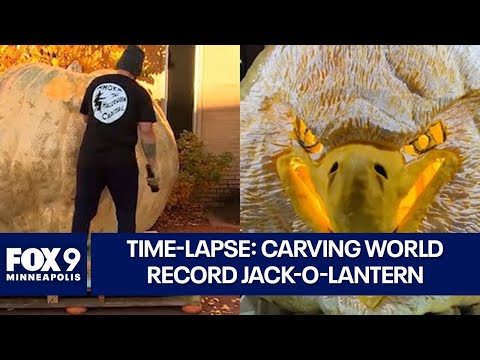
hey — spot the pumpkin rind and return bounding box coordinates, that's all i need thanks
[0,63,178,232]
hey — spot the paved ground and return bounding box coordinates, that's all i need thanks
[156,206,241,316]
[201,296,240,315]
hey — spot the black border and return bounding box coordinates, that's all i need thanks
[3,314,477,331]
[1,11,478,44]
[2,314,476,354]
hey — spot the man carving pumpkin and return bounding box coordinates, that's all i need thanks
[72,45,159,233]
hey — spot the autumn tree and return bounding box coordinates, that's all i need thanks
[0,45,167,82]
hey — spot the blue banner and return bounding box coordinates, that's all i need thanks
[91,233,480,296]
[0,234,87,296]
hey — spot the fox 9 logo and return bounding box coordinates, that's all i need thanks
[5,247,82,282]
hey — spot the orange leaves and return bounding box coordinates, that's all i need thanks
[0,45,167,78]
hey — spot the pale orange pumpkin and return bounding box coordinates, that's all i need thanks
[0,63,179,232]
[65,306,88,315]
[181,303,203,314]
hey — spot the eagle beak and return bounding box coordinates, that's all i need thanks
[276,143,459,310]
[276,143,459,234]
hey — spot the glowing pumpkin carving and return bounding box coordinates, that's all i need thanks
[241,45,480,315]
[0,63,179,232]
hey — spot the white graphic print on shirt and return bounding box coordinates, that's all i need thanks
[92,83,128,124]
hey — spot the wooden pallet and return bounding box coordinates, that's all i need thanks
[0,294,199,308]
[0,260,203,314]
[0,295,201,310]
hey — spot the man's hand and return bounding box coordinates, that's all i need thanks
[139,122,159,192]
[147,175,159,188]
[146,164,160,192]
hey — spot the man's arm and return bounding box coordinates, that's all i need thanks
[138,122,157,174]
[137,88,158,176]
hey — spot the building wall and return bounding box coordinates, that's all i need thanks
[194,45,240,206]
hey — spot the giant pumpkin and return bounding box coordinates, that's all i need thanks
[241,45,480,315]
[0,63,179,232]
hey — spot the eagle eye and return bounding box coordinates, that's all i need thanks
[291,117,323,154]
[403,122,446,156]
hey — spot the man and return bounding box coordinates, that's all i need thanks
[72,45,159,233]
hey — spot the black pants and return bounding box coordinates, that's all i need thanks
[71,151,139,233]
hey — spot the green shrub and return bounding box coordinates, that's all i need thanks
[166,131,233,210]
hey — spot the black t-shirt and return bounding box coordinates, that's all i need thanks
[79,74,156,157]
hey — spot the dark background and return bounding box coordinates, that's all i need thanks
[166,45,196,137]
[241,45,265,80]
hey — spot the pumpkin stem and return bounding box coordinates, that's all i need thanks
[67,61,83,73]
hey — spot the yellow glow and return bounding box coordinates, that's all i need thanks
[430,122,445,144]
[358,296,385,310]
[308,143,324,153]
[395,158,445,227]
[288,158,332,232]
[417,135,430,150]
[296,117,307,135]
[290,130,299,142]
[305,129,316,144]
[403,122,446,156]
[404,145,417,156]
[293,117,323,154]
